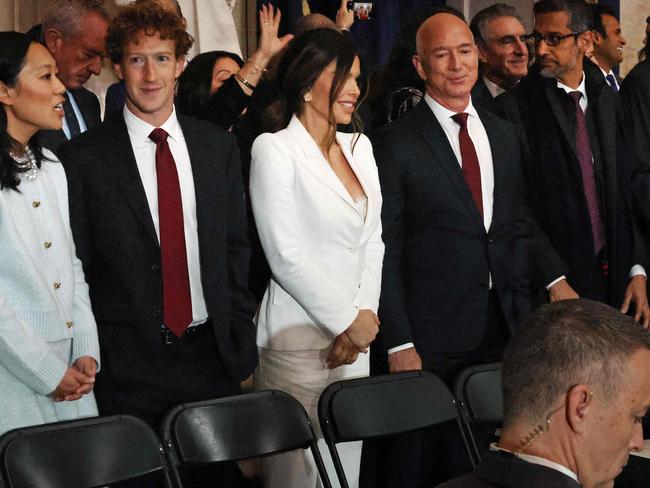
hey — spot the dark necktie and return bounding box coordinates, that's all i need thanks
[452,112,483,217]
[605,74,619,92]
[149,128,192,337]
[568,91,605,255]
[62,91,81,139]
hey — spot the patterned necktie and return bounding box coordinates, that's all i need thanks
[452,112,483,217]
[149,128,192,337]
[568,91,605,255]
[605,74,619,93]
[63,91,81,139]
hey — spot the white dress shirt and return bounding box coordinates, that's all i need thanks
[123,106,208,326]
[490,444,579,483]
[483,76,507,98]
[388,94,495,355]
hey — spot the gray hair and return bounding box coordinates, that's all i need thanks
[42,0,114,39]
[502,299,650,428]
[534,0,593,33]
[470,3,523,46]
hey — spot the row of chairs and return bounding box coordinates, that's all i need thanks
[0,366,503,488]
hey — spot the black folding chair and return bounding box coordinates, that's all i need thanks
[318,371,480,488]
[0,415,171,488]
[161,390,332,488]
[453,362,503,423]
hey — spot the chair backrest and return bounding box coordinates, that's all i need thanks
[162,390,332,488]
[453,363,503,423]
[0,415,170,488]
[318,371,479,488]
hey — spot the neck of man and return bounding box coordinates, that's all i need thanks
[483,70,518,91]
[593,53,613,74]
[427,89,470,113]
[555,57,584,90]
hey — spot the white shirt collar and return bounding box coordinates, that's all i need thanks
[490,443,580,483]
[556,72,587,100]
[423,92,479,124]
[482,76,507,98]
[123,105,184,146]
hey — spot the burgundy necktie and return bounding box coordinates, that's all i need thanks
[149,128,192,337]
[568,91,605,255]
[452,112,483,217]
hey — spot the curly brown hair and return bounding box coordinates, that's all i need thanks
[107,0,193,64]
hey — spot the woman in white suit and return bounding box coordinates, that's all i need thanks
[250,29,384,488]
[0,32,99,435]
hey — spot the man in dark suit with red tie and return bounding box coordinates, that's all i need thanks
[59,3,257,485]
[498,0,649,320]
[369,8,549,487]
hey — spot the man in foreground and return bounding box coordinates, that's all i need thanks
[439,299,650,487]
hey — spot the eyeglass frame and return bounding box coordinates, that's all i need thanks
[523,31,585,47]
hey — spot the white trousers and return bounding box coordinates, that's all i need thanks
[255,347,370,488]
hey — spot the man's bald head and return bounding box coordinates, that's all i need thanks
[413,12,478,112]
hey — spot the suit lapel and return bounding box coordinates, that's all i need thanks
[544,82,578,157]
[105,115,158,245]
[338,135,376,236]
[413,102,484,227]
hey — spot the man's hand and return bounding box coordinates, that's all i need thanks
[548,279,579,302]
[621,275,650,328]
[51,367,94,402]
[345,309,380,352]
[336,0,354,30]
[327,332,360,369]
[388,347,422,373]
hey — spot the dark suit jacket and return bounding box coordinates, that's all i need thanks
[498,61,643,306]
[38,87,101,155]
[471,77,499,114]
[436,450,580,488]
[373,101,531,354]
[58,112,257,425]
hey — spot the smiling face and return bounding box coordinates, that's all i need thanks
[1,43,65,144]
[593,14,626,72]
[303,55,361,127]
[577,349,650,487]
[413,13,478,112]
[115,30,184,127]
[478,15,528,89]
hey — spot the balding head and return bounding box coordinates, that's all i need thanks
[413,13,478,112]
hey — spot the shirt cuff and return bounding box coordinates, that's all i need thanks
[630,265,647,278]
[387,342,415,355]
[546,275,567,290]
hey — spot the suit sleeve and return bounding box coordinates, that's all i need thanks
[372,127,415,350]
[249,134,359,339]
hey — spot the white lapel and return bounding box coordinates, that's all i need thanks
[337,133,376,231]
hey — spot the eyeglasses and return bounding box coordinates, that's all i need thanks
[524,31,584,47]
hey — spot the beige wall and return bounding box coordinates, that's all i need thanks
[620,0,648,77]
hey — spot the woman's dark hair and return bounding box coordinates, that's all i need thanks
[262,28,363,149]
[176,50,243,119]
[0,31,46,191]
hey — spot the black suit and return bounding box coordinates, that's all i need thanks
[38,87,101,155]
[498,61,642,306]
[471,77,500,114]
[58,112,257,429]
[366,100,531,487]
[436,450,580,488]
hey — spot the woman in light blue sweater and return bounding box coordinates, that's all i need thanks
[0,31,99,434]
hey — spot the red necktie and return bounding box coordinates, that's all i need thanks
[452,112,483,217]
[568,91,605,255]
[149,128,192,337]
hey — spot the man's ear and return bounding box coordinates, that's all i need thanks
[592,30,603,47]
[175,55,185,80]
[0,82,14,106]
[412,54,427,82]
[566,384,594,435]
[577,31,594,55]
[43,28,64,55]
[113,63,124,81]
[477,42,488,64]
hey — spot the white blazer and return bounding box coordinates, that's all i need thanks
[250,115,384,351]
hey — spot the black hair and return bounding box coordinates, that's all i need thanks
[590,4,617,38]
[176,50,243,119]
[0,31,47,191]
[534,0,593,33]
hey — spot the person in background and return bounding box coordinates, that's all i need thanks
[37,0,112,153]
[438,299,650,488]
[249,28,383,488]
[0,31,99,435]
[590,4,626,92]
[470,3,529,112]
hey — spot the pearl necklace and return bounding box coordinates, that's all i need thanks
[10,145,38,181]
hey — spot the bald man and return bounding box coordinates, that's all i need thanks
[371,9,534,486]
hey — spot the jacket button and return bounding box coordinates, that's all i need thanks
[66,321,73,328]
[151,264,160,271]
[32,201,41,208]
[53,282,61,289]
[487,238,493,243]
[152,310,162,318]
[44,241,52,249]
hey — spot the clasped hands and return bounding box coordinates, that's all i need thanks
[327,309,379,369]
[50,356,97,402]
